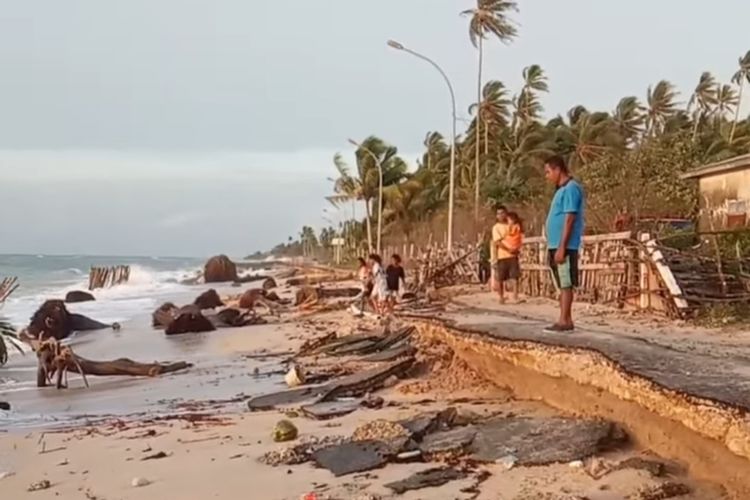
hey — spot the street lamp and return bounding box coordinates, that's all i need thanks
[387,39,457,249]
[348,138,383,255]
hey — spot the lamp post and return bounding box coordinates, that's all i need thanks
[387,39,457,249]
[348,138,383,255]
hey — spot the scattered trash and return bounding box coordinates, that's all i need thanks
[142,451,169,461]
[0,401,10,411]
[27,479,52,492]
[568,460,584,468]
[131,477,151,488]
[497,454,518,470]
[273,420,299,442]
[0,471,15,481]
[285,364,306,388]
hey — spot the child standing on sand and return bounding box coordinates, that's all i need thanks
[368,254,389,315]
[497,212,524,303]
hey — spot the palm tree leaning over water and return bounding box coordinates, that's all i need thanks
[462,0,518,223]
[731,50,750,143]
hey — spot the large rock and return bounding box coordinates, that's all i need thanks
[193,289,224,310]
[152,302,178,328]
[164,306,216,336]
[65,290,96,303]
[204,255,238,283]
[26,300,116,341]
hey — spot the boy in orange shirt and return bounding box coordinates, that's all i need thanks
[496,212,524,303]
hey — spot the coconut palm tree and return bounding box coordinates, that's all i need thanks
[469,80,512,155]
[714,84,739,127]
[1,318,23,367]
[383,178,425,244]
[553,106,622,169]
[613,96,645,145]
[462,0,518,222]
[329,153,369,248]
[330,137,407,252]
[731,50,750,142]
[687,72,718,140]
[514,65,549,130]
[645,80,679,137]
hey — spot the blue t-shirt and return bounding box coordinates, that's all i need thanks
[546,179,585,250]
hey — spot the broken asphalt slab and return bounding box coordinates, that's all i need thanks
[312,440,392,477]
[470,416,624,465]
[384,467,468,494]
[247,358,414,411]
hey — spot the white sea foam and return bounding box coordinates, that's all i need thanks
[1,264,199,328]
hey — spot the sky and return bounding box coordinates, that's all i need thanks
[1,0,748,257]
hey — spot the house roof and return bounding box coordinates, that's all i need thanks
[681,153,750,180]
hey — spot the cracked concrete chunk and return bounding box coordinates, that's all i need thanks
[470,416,625,465]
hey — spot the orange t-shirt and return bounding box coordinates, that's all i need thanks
[503,224,523,253]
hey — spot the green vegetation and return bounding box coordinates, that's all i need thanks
[274,4,750,259]
[0,318,23,366]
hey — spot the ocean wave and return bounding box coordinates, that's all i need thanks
[1,264,200,328]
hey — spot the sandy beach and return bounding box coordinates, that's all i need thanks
[1,271,740,499]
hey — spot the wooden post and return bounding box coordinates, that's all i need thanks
[639,232,651,310]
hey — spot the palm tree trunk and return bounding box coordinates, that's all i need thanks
[474,37,483,224]
[731,78,745,143]
[365,199,373,253]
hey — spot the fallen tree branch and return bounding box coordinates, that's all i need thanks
[33,339,192,389]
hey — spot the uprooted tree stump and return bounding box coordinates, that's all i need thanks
[34,339,192,389]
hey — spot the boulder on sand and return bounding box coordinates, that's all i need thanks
[164,306,216,336]
[65,290,96,303]
[193,289,224,310]
[204,255,238,283]
[152,302,178,328]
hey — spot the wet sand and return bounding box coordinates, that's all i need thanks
[0,284,297,429]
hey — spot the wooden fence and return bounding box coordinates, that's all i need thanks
[518,231,642,307]
[88,266,131,290]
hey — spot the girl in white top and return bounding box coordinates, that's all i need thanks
[368,254,389,314]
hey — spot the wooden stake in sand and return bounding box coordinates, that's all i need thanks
[88,266,131,291]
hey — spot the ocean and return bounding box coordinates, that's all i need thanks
[0,254,283,429]
[0,254,204,327]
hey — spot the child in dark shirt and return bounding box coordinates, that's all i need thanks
[385,254,406,313]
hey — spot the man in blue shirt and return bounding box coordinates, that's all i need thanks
[543,155,585,333]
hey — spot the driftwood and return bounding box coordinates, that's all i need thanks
[88,266,130,290]
[0,277,19,303]
[34,338,191,389]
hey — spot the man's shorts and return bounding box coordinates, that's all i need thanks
[548,249,579,290]
[494,257,521,281]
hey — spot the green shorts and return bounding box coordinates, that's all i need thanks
[548,249,579,290]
